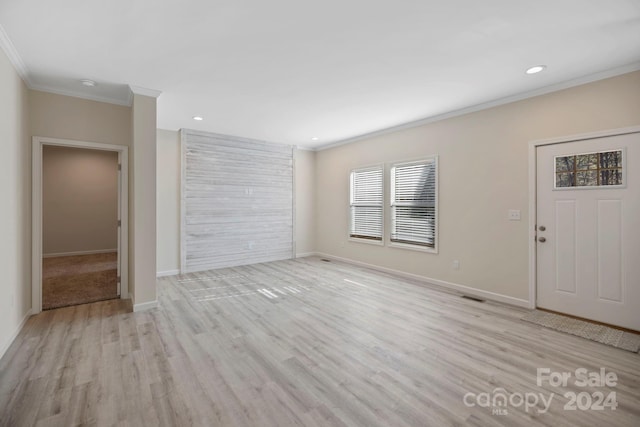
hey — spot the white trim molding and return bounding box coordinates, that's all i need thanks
[0,310,32,362]
[28,83,133,106]
[527,125,640,310]
[132,299,159,312]
[1,23,134,106]
[32,136,130,314]
[157,269,180,277]
[129,85,162,98]
[0,23,32,86]
[295,252,318,258]
[316,252,530,308]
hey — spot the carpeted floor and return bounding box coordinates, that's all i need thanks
[42,252,118,310]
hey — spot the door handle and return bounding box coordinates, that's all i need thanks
[538,237,546,243]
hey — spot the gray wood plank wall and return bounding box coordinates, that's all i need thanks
[181,129,294,273]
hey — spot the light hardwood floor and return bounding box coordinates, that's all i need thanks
[1,256,638,426]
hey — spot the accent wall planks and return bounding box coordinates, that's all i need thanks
[181,129,294,273]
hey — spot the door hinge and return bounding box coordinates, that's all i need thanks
[118,219,122,227]
[118,164,122,171]
[117,276,121,283]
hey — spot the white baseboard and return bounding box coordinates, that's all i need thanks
[132,298,158,312]
[296,252,318,258]
[43,249,117,258]
[157,269,179,277]
[0,309,32,361]
[315,252,530,308]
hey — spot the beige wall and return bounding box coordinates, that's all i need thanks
[295,149,316,256]
[316,71,640,302]
[42,146,119,255]
[131,93,157,306]
[156,129,180,273]
[30,90,132,146]
[0,47,31,357]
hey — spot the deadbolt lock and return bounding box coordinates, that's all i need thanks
[539,226,546,231]
[538,237,546,243]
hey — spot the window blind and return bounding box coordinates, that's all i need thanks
[390,158,437,248]
[350,166,383,241]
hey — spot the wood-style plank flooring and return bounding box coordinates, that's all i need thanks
[1,256,639,426]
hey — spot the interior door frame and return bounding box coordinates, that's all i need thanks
[32,136,129,314]
[527,125,640,310]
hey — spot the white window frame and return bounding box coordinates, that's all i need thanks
[389,156,438,253]
[349,164,384,245]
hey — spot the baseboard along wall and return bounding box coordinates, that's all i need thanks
[131,295,158,312]
[295,252,317,259]
[0,309,32,362]
[157,270,180,277]
[307,252,530,308]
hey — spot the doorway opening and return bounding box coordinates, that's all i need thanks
[32,137,129,314]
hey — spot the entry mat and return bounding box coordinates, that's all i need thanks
[522,310,640,353]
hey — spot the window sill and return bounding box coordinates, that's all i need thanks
[348,237,384,246]
[389,241,437,254]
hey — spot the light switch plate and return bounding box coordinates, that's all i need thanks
[508,209,521,221]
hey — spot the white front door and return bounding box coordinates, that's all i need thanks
[536,132,640,331]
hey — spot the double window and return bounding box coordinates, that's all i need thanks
[349,157,438,251]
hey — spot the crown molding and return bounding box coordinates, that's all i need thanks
[29,83,133,106]
[1,23,135,106]
[129,85,162,98]
[125,89,134,106]
[0,23,33,87]
[315,61,640,151]
[295,145,316,152]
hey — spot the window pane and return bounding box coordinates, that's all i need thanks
[600,150,622,168]
[393,162,436,204]
[554,149,623,188]
[390,158,437,248]
[576,170,598,186]
[352,169,383,204]
[350,206,382,239]
[600,169,623,186]
[391,206,435,247]
[576,153,598,170]
[555,156,574,172]
[556,172,575,188]
[350,167,383,241]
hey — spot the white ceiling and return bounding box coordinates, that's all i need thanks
[1,0,639,149]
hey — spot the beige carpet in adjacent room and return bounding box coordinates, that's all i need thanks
[42,252,118,310]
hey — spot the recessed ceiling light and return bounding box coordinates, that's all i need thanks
[526,65,547,75]
[192,116,204,121]
[311,137,319,141]
[80,79,97,87]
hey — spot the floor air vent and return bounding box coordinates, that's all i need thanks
[462,295,485,303]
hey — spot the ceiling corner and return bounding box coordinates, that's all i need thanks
[129,85,162,99]
[0,23,33,87]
